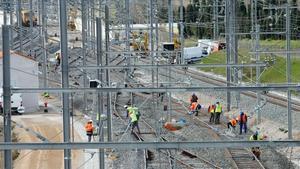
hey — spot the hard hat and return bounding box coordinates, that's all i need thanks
[88,119,93,123]
[236,117,239,121]
[124,105,128,108]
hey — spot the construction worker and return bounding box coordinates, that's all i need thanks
[190,93,198,104]
[238,112,248,134]
[85,120,94,142]
[227,117,238,131]
[158,84,165,102]
[208,104,216,123]
[214,102,222,124]
[249,131,266,160]
[189,102,201,116]
[127,105,141,134]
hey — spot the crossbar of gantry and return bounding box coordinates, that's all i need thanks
[0,141,299,150]
[70,63,267,70]
[250,50,300,54]
[11,85,300,93]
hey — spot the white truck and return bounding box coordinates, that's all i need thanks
[0,89,25,114]
[183,47,207,63]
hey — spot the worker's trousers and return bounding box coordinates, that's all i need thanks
[227,123,235,130]
[239,123,247,134]
[209,113,215,123]
[215,112,221,124]
[131,121,141,134]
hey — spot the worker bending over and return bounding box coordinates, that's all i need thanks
[189,102,201,116]
[227,118,237,131]
[85,120,94,142]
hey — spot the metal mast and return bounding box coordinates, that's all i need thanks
[59,0,71,168]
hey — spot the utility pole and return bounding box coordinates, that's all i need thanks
[82,0,88,115]
[255,24,261,124]
[168,0,173,42]
[213,0,218,40]
[42,0,47,88]
[59,0,71,168]
[3,25,12,169]
[96,17,105,169]
[29,0,33,56]
[105,5,112,142]
[17,0,23,53]
[180,0,184,64]
[286,5,292,139]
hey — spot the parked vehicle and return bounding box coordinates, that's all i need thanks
[0,89,25,114]
[183,47,207,63]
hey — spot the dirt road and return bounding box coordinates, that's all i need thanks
[12,112,84,169]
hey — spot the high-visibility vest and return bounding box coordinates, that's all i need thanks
[215,104,222,113]
[238,113,247,123]
[208,105,215,113]
[129,110,138,122]
[230,119,237,127]
[85,123,93,132]
[190,102,197,111]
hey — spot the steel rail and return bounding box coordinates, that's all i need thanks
[71,63,267,70]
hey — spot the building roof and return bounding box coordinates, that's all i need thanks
[0,51,37,62]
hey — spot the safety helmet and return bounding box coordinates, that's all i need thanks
[124,105,128,109]
[88,119,93,123]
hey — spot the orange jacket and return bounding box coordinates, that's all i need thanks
[190,102,198,111]
[238,113,247,123]
[85,123,93,132]
[230,118,237,127]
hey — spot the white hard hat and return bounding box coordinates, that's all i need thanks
[124,105,128,108]
[89,119,93,123]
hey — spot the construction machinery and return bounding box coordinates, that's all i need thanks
[21,10,37,27]
[130,31,149,52]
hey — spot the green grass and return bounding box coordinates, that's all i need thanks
[193,39,300,84]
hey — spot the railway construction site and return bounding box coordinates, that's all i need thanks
[0,0,300,169]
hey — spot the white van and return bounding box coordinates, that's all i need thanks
[184,47,207,63]
[0,89,25,114]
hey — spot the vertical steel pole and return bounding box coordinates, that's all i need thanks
[3,25,12,169]
[3,0,8,25]
[125,0,130,84]
[213,0,217,40]
[168,0,173,42]
[255,25,261,124]
[59,0,71,168]
[42,0,47,88]
[286,5,292,139]
[17,0,23,52]
[82,0,88,115]
[180,0,184,64]
[225,0,231,111]
[105,5,112,141]
[29,0,33,56]
[96,17,105,169]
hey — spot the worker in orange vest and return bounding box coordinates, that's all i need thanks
[227,117,238,131]
[85,120,94,142]
[238,112,248,134]
[208,104,216,123]
[189,102,201,116]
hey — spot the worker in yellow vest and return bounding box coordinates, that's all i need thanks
[214,102,222,124]
[126,105,141,134]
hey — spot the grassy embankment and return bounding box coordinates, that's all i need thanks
[185,39,300,84]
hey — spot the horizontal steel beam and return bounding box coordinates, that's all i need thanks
[0,141,299,150]
[221,31,286,35]
[11,84,300,93]
[250,50,300,54]
[71,63,267,70]
[103,50,181,54]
